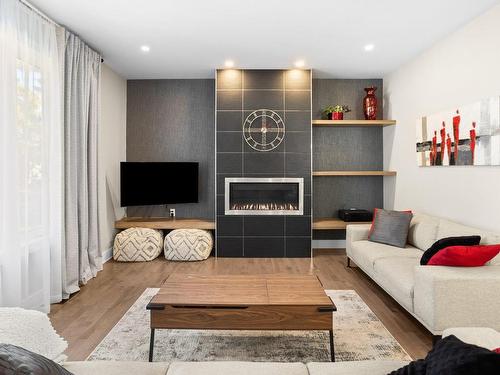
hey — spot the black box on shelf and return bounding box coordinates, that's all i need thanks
[338,209,373,222]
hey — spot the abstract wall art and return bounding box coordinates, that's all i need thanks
[416,96,500,167]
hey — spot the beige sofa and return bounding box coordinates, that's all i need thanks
[61,327,500,374]
[346,213,500,335]
[62,360,409,375]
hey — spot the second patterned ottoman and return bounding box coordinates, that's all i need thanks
[164,229,213,261]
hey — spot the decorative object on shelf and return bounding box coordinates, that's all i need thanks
[312,119,396,127]
[363,87,377,120]
[416,96,500,167]
[338,208,373,222]
[323,105,351,120]
[243,109,285,152]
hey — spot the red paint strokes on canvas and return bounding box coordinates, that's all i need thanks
[453,110,460,161]
[470,122,477,164]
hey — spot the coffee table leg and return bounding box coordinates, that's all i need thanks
[329,329,335,362]
[149,328,155,362]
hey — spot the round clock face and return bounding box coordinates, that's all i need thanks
[243,109,285,152]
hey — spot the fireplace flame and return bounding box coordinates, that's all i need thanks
[230,203,299,211]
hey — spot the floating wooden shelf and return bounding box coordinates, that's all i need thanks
[312,171,397,177]
[312,119,396,127]
[115,217,215,230]
[313,218,372,230]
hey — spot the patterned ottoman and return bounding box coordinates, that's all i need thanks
[113,227,163,262]
[164,229,213,261]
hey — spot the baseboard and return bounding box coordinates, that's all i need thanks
[102,247,113,263]
[312,240,346,249]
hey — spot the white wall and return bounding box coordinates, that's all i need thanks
[383,4,500,233]
[98,64,127,258]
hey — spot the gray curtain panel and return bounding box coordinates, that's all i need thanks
[62,30,102,298]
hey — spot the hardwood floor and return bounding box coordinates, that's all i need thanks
[49,250,432,361]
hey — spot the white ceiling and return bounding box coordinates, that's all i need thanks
[32,0,499,79]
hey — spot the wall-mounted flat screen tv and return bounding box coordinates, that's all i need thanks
[120,162,199,207]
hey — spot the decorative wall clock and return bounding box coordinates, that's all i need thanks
[243,109,285,152]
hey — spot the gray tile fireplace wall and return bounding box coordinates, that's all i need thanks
[216,70,312,258]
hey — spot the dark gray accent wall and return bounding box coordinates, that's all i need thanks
[216,70,312,258]
[126,79,215,219]
[125,77,384,245]
[312,79,383,236]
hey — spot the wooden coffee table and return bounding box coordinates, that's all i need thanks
[146,274,336,362]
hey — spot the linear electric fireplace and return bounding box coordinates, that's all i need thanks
[225,177,303,215]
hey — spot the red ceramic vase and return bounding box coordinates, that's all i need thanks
[363,87,377,120]
[332,112,343,120]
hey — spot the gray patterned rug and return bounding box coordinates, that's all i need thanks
[88,288,411,362]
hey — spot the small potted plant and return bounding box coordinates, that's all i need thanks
[323,105,351,120]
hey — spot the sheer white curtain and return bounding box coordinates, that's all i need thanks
[0,0,63,312]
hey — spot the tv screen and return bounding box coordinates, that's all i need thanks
[120,162,198,207]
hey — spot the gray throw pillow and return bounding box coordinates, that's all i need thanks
[368,209,413,248]
[0,344,73,375]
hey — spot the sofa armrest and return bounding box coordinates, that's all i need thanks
[442,327,500,350]
[413,266,500,334]
[346,224,371,258]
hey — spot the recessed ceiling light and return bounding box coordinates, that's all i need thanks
[140,45,150,53]
[294,60,305,68]
[364,44,375,52]
[224,60,235,68]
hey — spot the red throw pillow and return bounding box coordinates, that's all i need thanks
[427,244,500,267]
[493,348,500,354]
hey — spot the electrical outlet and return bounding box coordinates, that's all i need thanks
[169,208,176,217]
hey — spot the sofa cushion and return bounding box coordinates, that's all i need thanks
[368,209,413,248]
[437,219,499,245]
[407,213,440,251]
[351,240,422,273]
[420,236,481,265]
[373,257,419,312]
[443,327,500,350]
[307,360,409,375]
[166,361,307,375]
[63,361,169,375]
[437,219,500,265]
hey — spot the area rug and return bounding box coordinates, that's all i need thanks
[88,288,411,362]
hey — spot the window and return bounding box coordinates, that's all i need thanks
[16,60,45,241]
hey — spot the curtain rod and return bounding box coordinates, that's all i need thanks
[20,0,61,27]
[19,0,104,63]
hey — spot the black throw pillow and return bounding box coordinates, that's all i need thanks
[420,236,481,265]
[424,335,500,375]
[388,335,500,375]
[0,344,73,375]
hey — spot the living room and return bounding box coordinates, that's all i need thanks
[1,0,500,374]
